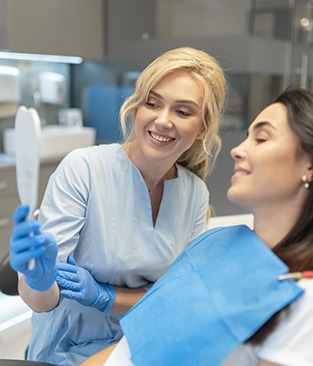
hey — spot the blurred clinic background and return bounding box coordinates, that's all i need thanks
[0,0,313,358]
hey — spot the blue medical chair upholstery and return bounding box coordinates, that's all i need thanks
[83,85,134,143]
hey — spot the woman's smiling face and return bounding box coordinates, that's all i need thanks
[131,71,204,167]
[227,102,311,212]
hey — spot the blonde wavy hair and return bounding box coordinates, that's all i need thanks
[120,47,226,181]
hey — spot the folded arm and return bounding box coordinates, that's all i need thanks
[56,256,146,315]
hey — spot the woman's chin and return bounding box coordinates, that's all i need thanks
[227,188,245,207]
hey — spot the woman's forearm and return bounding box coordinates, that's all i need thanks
[80,344,117,366]
[18,275,60,312]
[112,287,147,314]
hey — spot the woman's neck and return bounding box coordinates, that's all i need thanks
[123,141,177,192]
[253,204,302,249]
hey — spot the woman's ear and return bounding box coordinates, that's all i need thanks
[308,165,313,183]
[302,154,313,182]
[197,126,206,140]
[304,162,313,183]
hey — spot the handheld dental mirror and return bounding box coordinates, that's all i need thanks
[15,106,41,270]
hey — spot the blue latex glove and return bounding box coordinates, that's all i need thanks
[56,256,116,312]
[10,205,58,291]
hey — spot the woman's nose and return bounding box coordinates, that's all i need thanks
[155,110,173,129]
[230,141,245,160]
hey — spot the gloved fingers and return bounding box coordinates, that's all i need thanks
[11,220,40,241]
[56,269,80,283]
[59,289,84,302]
[10,233,50,254]
[44,242,58,262]
[12,205,29,224]
[10,246,46,273]
[56,261,80,274]
[56,257,100,307]
[56,276,82,291]
[56,264,83,290]
[25,261,58,292]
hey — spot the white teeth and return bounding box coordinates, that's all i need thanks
[151,132,172,142]
[235,171,247,176]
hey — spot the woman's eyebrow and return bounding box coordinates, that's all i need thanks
[249,121,277,134]
[149,90,200,108]
[149,90,162,99]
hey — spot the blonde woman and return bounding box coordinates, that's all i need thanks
[10,47,226,365]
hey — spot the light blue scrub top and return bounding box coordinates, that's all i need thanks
[27,143,209,365]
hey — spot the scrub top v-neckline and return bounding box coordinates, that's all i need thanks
[121,146,178,229]
[149,180,168,228]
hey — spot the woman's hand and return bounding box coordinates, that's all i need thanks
[56,256,116,312]
[10,205,58,291]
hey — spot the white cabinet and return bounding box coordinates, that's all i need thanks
[0,0,105,60]
[0,167,19,259]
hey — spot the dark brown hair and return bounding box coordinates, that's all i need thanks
[272,88,313,271]
[249,87,313,345]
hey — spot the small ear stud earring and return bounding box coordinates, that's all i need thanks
[302,175,310,190]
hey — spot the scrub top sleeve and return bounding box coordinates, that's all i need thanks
[188,184,209,243]
[257,279,313,366]
[51,148,92,207]
[39,148,93,260]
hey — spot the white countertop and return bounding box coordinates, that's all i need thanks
[0,293,32,359]
[0,292,31,330]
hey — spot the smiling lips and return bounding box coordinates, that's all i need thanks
[232,167,249,180]
[149,131,175,143]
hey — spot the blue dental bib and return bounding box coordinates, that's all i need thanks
[121,225,303,366]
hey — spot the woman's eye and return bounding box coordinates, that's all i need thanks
[176,109,191,117]
[145,101,157,108]
[255,137,267,143]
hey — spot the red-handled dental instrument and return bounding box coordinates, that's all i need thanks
[278,271,313,281]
